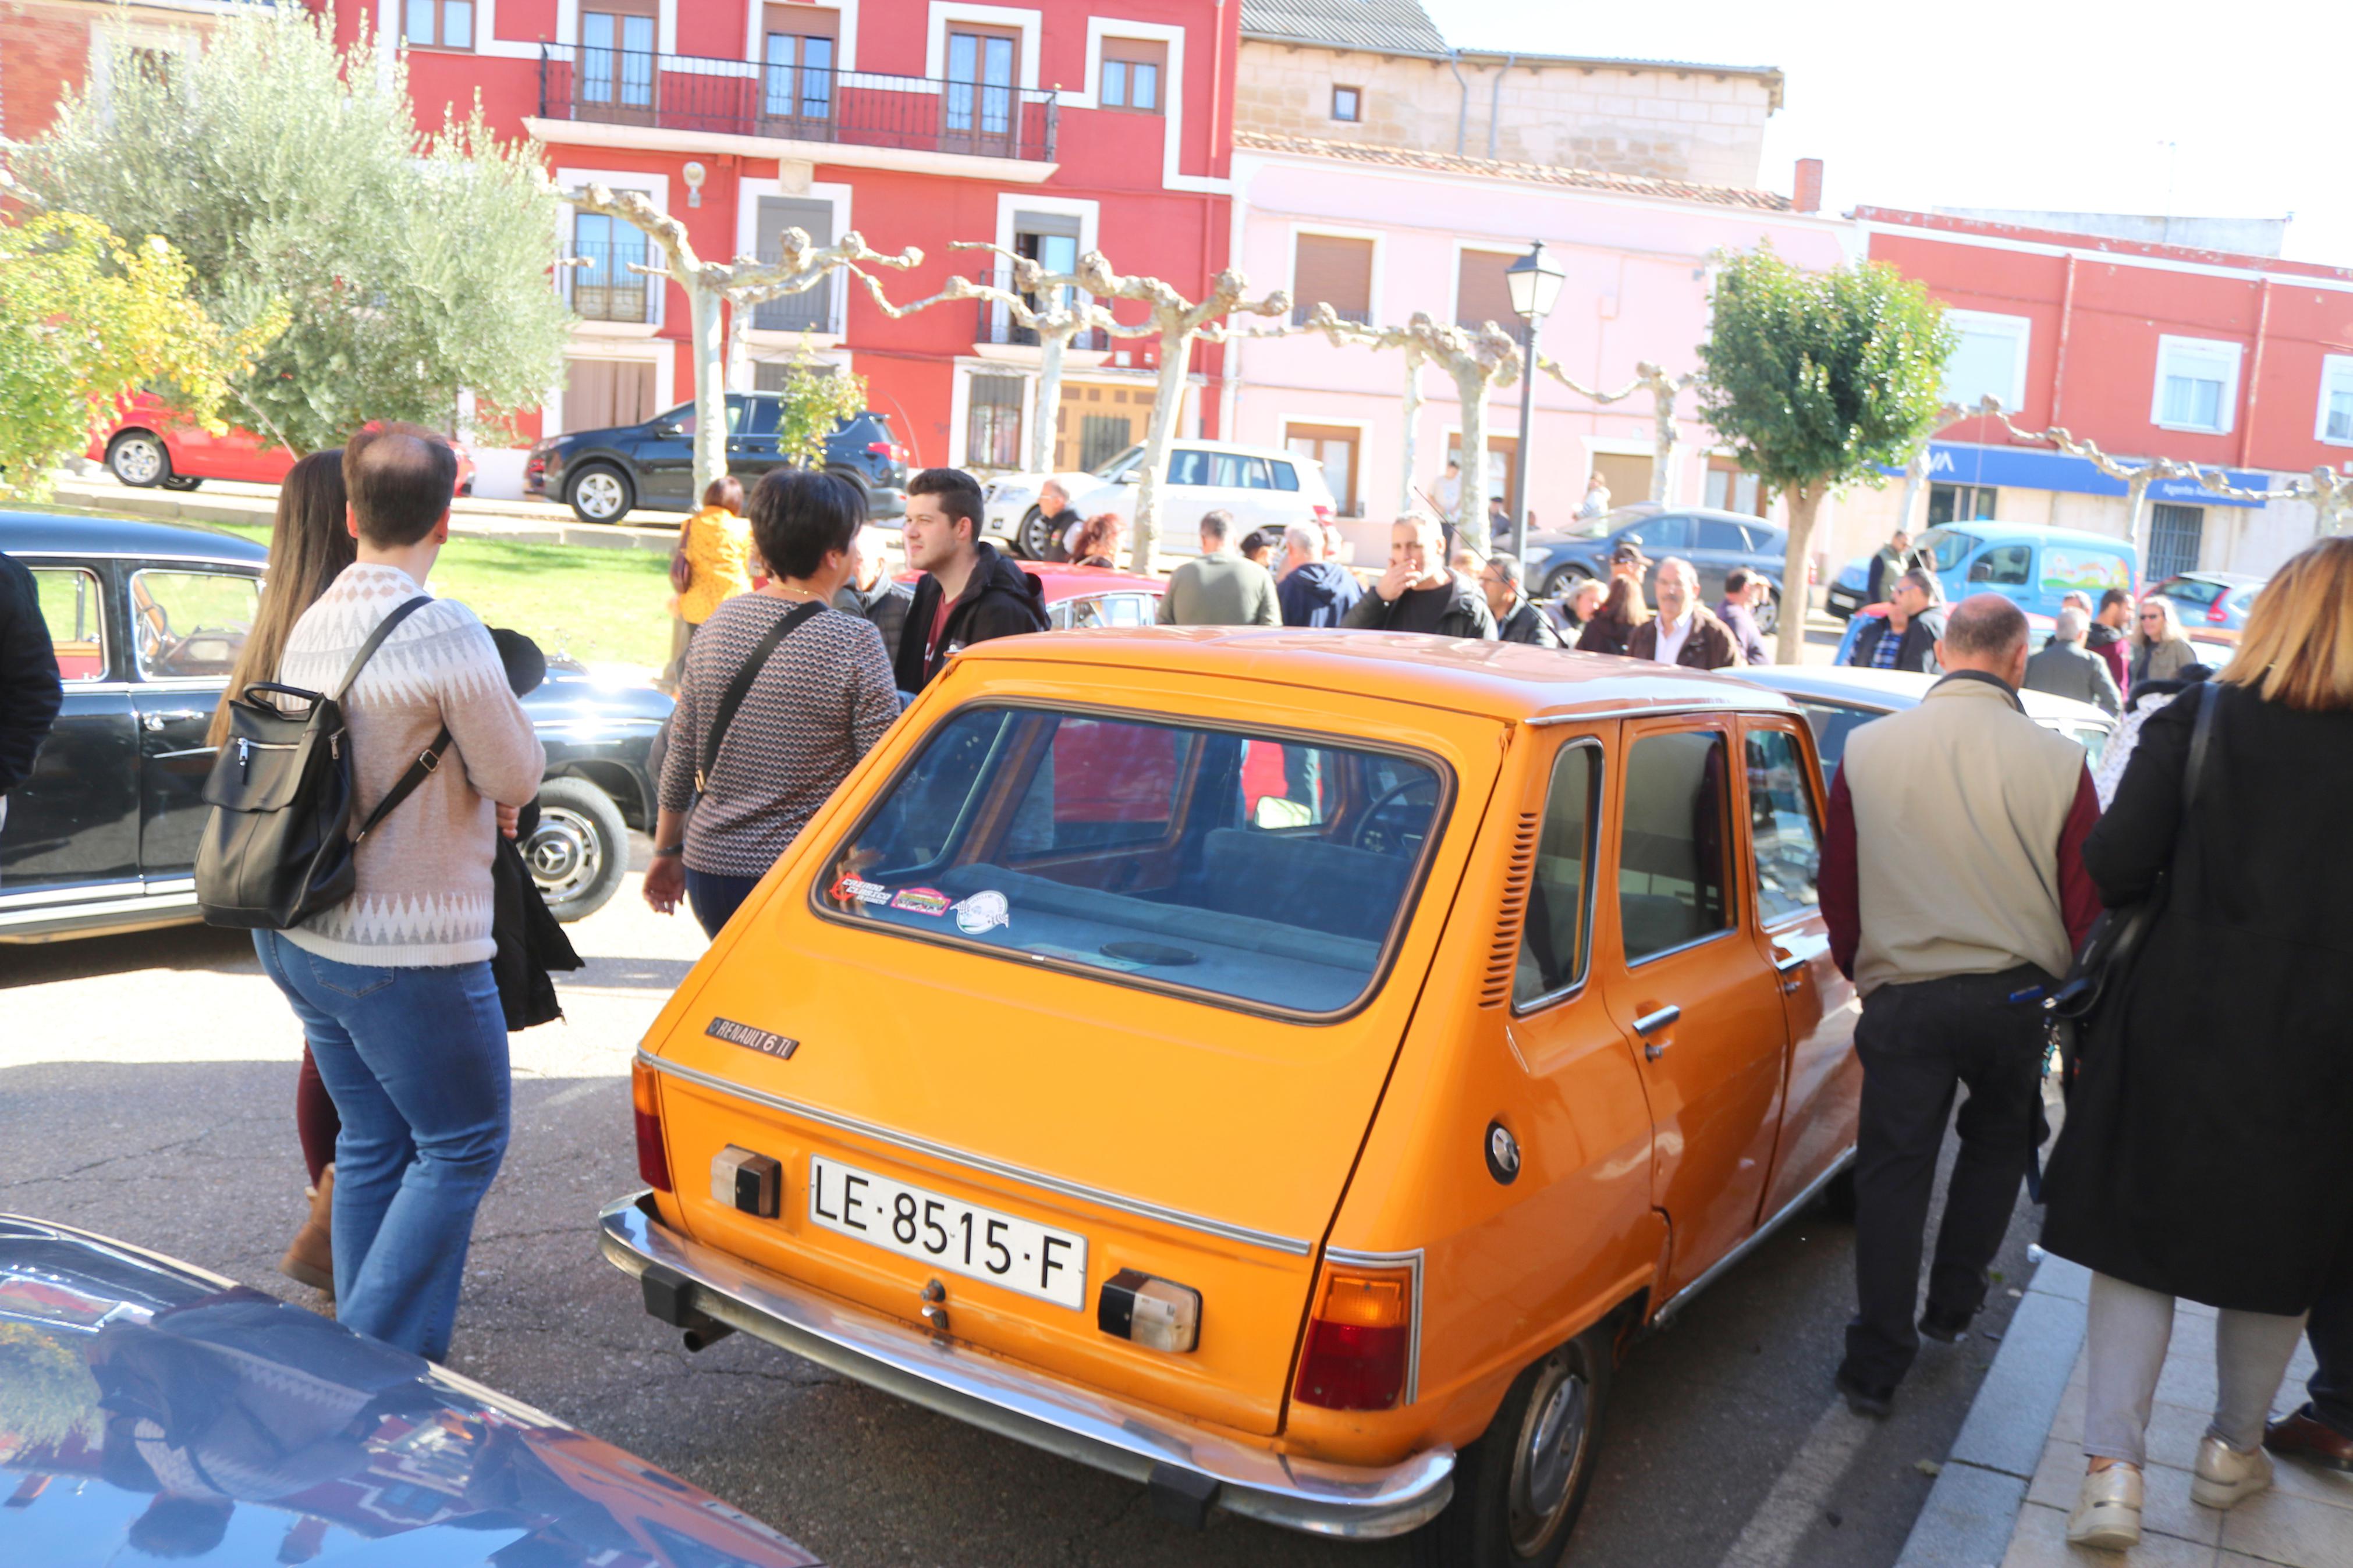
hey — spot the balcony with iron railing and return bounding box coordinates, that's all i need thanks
[537,47,1059,163]
[565,240,657,325]
[748,260,835,334]
[970,270,1109,351]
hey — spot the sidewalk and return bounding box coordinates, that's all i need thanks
[1897,1251,2345,1568]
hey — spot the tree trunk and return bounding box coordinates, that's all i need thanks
[1773,483,1824,665]
[1651,402,1678,504]
[2125,471,2155,585]
[1128,326,1191,574]
[689,282,728,501]
[1454,364,1492,556]
[1396,348,1424,518]
[1031,332,1065,475]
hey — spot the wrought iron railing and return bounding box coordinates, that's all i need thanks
[749,254,833,333]
[565,239,655,323]
[970,269,1108,351]
[538,47,1059,162]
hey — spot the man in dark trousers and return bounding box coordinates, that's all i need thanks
[1479,552,1561,646]
[1848,568,1946,674]
[2267,1273,2353,1470]
[0,548,65,869]
[1818,593,2103,1417]
[894,467,1048,693]
[1342,514,1496,639]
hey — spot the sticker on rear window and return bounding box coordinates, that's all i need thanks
[830,873,889,905]
[890,886,952,915]
[954,891,1010,934]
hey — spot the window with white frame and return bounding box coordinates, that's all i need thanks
[2151,335,2241,434]
[1941,310,2029,414]
[404,0,474,49]
[2319,354,2353,446]
[1099,38,1165,113]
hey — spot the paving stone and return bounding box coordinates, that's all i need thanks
[2028,1441,2220,1546]
[2001,1500,2219,1567]
[2262,1452,2353,1514]
[1896,1462,2027,1568]
[2219,1487,2353,1568]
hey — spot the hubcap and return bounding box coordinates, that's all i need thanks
[1507,1356,1591,1557]
[575,471,626,520]
[1756,589,1780,635]
[523,806,603,904]
[115,437,163,483]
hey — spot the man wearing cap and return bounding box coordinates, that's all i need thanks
[1574,540,1656,656]
[1626,557,1745,671]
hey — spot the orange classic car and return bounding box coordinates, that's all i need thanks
[601,629,1859,1564]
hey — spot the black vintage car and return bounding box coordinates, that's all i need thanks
[0,1213,821,1566]
[0,513,668,941]
[526,397,908,525]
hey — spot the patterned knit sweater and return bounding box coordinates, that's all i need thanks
[277,564,546,967]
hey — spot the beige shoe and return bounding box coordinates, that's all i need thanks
[2067,1463,2143,1551]
[279,1164,335,1297]
[2191,1434,2273,1509]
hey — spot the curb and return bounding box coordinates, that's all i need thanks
[1891,1250,2091,1568]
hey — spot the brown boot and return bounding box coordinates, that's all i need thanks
[280,1164,334,1297]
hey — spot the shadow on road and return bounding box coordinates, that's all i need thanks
[0,922,255,989]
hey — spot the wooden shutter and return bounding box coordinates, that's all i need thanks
[1293,234,1373,324]
[1456,250,1517,332]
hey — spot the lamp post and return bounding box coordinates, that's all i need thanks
[1502,241,1565,560]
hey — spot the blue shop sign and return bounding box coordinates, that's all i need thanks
[1887,443,2272,509]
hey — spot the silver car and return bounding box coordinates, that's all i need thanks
[1736,664,2116,782]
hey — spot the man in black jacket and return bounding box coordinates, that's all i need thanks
[1342,515,1497,640]
[1848,569,1946,674]
[895,467,1049,693]
[0,551,65,862]
[1479,552,1560,646]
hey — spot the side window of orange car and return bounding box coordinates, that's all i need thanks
[1514,740,1601,1009]
[1744,727,1822,925]
[1617,728,1735,961]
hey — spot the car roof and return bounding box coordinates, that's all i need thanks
[1524,507,1784,549]
[1738,664,2113,728]
[953,627,1796,726]
[2156,570,2263,587]
[0,509,268,566]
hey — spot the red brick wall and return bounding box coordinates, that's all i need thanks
[0,0,93,145]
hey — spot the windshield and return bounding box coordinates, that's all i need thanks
[1089,444,1144,481]
[815,706,1447,1016]
[1915,528,1977,572]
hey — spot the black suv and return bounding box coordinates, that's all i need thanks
[528,396,908,524]
[1521,506,1791,632]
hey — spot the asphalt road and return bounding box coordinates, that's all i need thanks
[0,810,2025,1568]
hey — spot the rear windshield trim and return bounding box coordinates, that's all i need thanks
[806,697,1460,1026]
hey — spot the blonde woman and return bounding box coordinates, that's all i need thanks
[2042,537,2353,1548]
[2128,594,2198,685]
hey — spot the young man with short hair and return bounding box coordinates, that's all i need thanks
[1156,509,1280,627]
[1275,522,1361,628]
[1343,514,1497,639]
[1627,557,1744,669]
[2089,588,2132,694]
[896,467,1048,692]
[1481,552,1561,647]
[253,425,545,1362]
[1716,566,1772,667]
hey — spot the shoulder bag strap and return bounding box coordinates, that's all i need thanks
[2184,680,2220,802]
[697,600,828,794]
[354,724,453,844]
[332,596,435,702]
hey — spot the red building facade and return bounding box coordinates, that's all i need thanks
[1855,207,2353,578]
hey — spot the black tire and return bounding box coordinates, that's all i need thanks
[1541,563,1592,599]
[525,777,629,922]
[566,462,635,525]
[1016,505,1056,560]
[107,431,172,488]
[1413,1325,1613,1568]
[159,475,204,492]
[1754,584,1781,637]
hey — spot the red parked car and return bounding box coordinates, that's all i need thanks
[90,394,476,495]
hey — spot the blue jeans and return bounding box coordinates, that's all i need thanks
[685,869,762,939]
[253,931,510,1361]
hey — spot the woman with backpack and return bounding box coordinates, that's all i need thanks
[642,468,897,938]
[2040,536,2353,1549]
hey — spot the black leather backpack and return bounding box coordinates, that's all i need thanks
[195,598,448,930]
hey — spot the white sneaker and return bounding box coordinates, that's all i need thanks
[2067,1464,2143,1551]
[2191,1434,2273,1509]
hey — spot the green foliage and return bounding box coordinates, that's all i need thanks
[0,1322,104,1455]
[1696,246,1955,499]
[17,11,572,456]
[773,339,871,468]
[0,211,275,499]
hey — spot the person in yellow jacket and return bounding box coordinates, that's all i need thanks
[663,476,755,688]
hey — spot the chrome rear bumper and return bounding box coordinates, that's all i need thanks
[597,1191,1453,1539]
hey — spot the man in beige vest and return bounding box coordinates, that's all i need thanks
[1155,510,1279,627]
[1819,593,2103,1417]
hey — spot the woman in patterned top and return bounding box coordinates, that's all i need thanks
[645,468,898,938]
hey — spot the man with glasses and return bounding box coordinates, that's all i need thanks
[1479,552,1561,647]
[1848,568,1945,674]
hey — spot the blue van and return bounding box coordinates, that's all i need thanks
[1827,523,2138,621]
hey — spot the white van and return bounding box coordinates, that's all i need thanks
[981,440,1339,559]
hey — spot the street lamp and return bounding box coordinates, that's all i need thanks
[1502,241,1565,560]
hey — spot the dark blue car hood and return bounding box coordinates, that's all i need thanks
[0,1217,816,1567]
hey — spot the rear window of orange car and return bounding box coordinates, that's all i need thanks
[812,705,1449,1016]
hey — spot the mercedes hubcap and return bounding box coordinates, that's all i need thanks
[524,807,602,903]
[576,472,626,520]
[1507,1357,1591,1556]
[116,439,162,483]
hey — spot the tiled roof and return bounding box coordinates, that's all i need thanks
[1233,131,1797,212]
[1239,0,1450,56]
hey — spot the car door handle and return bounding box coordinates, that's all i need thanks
[141,710,206,731]
[1632,1004,1680,1059]
[1773,947,1809,993]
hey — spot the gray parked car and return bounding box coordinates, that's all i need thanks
[1520,506,1790,633]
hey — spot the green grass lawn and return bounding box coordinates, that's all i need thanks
[211,523,675,669]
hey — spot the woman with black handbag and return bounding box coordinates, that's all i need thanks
[2041,536,2353,1549]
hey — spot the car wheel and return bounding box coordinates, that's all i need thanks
[108,431,171,488]
[1413,1326,1612,1568]
[1541,563,1592,599]
[159,475,204,492]
[567,463,634,524]
[1754,585,1781,637]
[1016,506,1059,560]
[524,777,630,922]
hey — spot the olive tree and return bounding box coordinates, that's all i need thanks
[17,11,571,454]
[1697,247,1955,663]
